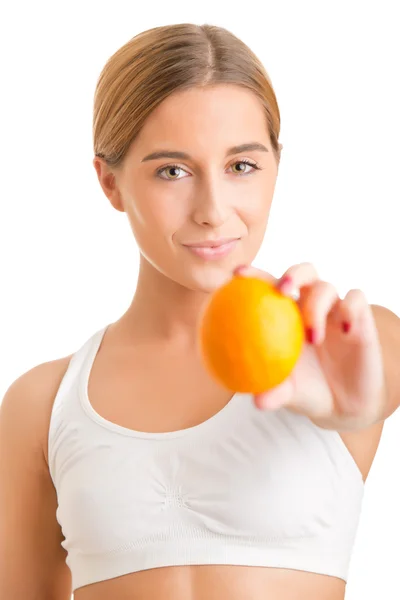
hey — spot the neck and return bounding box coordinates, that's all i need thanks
[117,255,212,347]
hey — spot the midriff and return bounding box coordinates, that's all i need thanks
[74,564,346,600]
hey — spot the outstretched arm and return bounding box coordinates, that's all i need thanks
[371,304,400,421]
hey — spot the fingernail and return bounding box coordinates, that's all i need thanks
[306,327,316,344]
[277,275,293,293]
[342,321,351,333]
[234,264,248,275]
[278,275,292,291]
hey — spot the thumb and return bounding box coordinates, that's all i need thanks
[254,377,294,411]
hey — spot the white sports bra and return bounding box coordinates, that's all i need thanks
[48,325,365,593]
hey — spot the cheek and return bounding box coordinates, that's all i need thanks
[127,193,187,244]
[239,194,273,226]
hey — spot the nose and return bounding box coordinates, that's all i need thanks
[191,176,231,228]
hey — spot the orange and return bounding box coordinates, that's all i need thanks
[198,275,305,394]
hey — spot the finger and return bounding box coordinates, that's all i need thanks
[254,377,294,411]
[332,288,377,344]
[233,264,278,285]
[276,262,320,296]
[234,263,321,302]
[299,281,340,345]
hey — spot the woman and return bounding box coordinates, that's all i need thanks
[1,22,399,600]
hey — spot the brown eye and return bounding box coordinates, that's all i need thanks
[156,159,261,181]
[157,164,189,180]
[165,166,181,179]
[232,162,248,174]
[230,160,260,175]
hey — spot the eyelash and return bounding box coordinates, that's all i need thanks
[156,159,262,180]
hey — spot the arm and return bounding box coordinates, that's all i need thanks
[371,304,400,421]
[0,364,72,599]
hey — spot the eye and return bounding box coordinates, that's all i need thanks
[229,159,261,175]
[156,164,189,180]
[156,159,262,181]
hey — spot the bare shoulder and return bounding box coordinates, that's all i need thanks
[0,354,74,598]
[39,354,75,465]
[35,354,74,465]
[2,354,74,465]
[339,420,385,482]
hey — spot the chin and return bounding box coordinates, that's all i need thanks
[182,264,236,294]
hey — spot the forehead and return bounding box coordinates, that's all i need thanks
[134,84,268,151]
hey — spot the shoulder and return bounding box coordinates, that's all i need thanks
[0,355,75,598]
[1,354,74,468]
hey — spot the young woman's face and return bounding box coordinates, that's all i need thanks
[108,84,280,293]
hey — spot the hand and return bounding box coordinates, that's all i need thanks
[234,263,387,432]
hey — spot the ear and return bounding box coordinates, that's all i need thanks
[92,156,125,213]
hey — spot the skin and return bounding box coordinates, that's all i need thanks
[95,84,279,342]
[79,83,374,600]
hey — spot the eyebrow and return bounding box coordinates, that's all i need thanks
[141,142,269,162]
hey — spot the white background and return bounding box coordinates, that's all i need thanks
[1,1,399,598]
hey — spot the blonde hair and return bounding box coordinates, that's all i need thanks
[93,23,282,170]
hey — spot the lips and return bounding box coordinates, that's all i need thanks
[183,237,239,248]
[183,238,240,260]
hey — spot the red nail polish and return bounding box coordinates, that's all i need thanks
[306,327,316,344]
[342,321,351,333]
[278,275,292,289]
[234,264,247,275]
